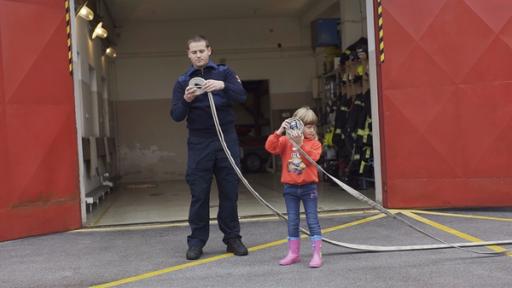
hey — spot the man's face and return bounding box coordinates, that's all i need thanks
[187,41,211,69]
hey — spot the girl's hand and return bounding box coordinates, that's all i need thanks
[276,119,291,135]
[288,129,304,147]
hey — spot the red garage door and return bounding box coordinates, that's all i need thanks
[0,0,81,241]
[379,0,512,208]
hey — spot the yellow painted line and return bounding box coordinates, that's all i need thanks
[402,211,511,256]
[318,209,377,218]
[322,212,387,233]
[74,210,379,233]
[408,210,512,222]
[90,253,233,288]
[89,213,385,287]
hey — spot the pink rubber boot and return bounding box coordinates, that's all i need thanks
[279,239,301,265]
[309,239,322,268]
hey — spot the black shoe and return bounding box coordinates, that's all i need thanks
[226,238,248,256]
[186,246,203,260]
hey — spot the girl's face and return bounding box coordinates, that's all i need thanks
[303,124,317,139]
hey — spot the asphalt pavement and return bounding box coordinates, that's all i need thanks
[1,209,512,288]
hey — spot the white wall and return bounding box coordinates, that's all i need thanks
[70,0,372,206]
[111,2,368,182]
[112,17,319,182]
[114,53,316,100]
[340,0,367,49]
[114,17,316,101]
[117,18,309,53]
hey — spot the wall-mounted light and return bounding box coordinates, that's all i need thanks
[78,3,94,21]
[92,22,108,39]
[105,47,117,58]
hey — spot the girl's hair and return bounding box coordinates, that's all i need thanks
[292,106,318,126]
[293,106,318,139]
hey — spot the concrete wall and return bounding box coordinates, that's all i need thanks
[113,17,318,182]
[111,0,368,183]
[340,0,367,49]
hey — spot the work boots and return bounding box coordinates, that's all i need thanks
[186,246,203,260]
[226,238,249,256]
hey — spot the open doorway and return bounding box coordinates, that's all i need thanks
[236,80,271,173]
[75,0,381,226]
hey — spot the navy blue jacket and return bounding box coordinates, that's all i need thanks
[171,61,247,138]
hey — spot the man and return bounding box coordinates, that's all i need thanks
[170,35,248,260]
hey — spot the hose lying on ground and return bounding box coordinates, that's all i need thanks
[191,77,512,255]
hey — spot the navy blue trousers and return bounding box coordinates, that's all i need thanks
[185,133,242,248]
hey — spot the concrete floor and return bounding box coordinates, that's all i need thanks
[85,172,375,226]
[2,209,512,288]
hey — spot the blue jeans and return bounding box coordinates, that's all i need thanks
[283,183,322,241]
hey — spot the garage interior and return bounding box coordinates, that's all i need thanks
[71,0,379,226]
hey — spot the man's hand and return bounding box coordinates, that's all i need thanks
[184,86,199,102]
[184,79,224,102]
[202,80,225,92]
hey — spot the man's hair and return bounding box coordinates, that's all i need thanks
[187,35,210,50]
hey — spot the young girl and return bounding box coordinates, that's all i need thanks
[265,106,323,268]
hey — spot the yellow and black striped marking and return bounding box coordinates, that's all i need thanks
[376,0,384,63]
[65,0,73,74]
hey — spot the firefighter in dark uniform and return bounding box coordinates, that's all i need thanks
[171,35,248,260]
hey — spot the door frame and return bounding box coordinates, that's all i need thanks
[365,0,384,204]
[69,0,88,224]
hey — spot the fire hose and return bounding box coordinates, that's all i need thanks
[189,77,512,255]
